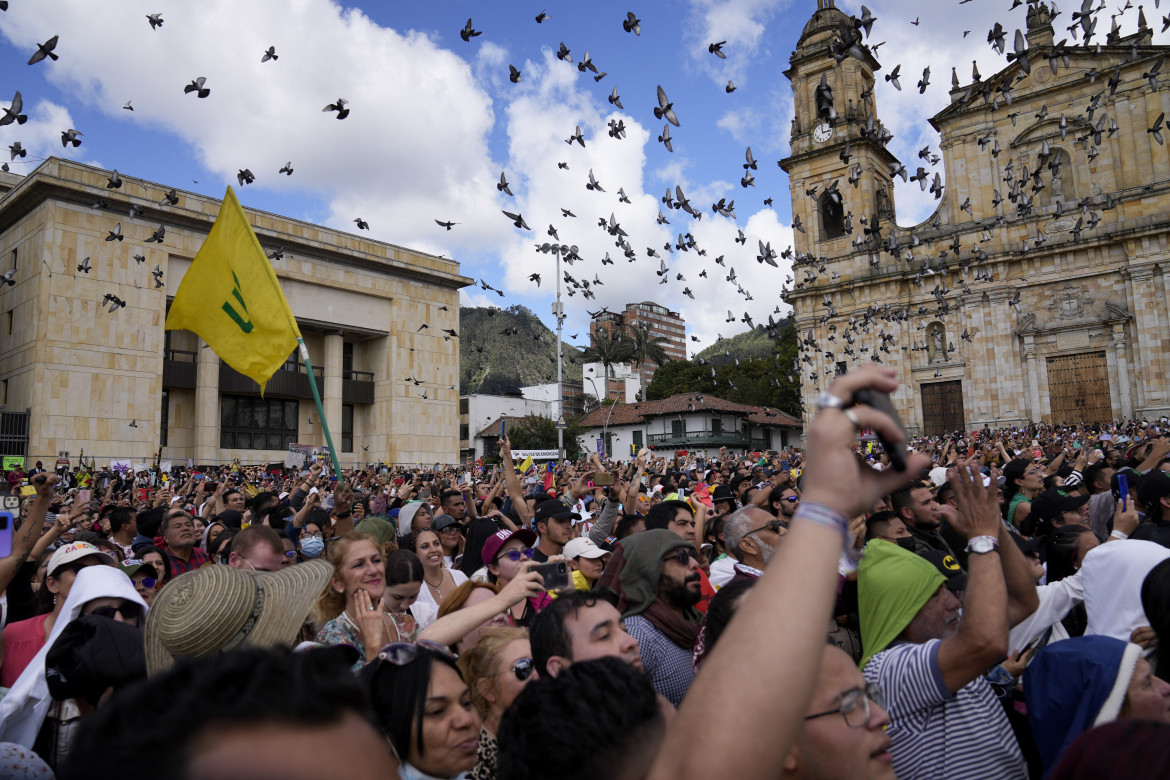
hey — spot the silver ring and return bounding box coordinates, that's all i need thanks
[367,606,375,611]
[817,391,849,411]
[843,408,862,429]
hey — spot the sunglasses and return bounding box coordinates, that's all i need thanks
[781,496,799,503]
[134,577,158,589]
[374,639,455,667]
[87,602,141,621]
[510,657,536,681]
[502,547,535,562]
[747,519,789,537]
[664,547,699,565]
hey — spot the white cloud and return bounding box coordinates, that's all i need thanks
[0,98,96,171]
[684,0,794,88]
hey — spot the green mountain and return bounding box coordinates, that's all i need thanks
[459,305,583,395]
[695,322,787,366]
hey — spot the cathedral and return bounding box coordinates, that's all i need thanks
[781,0,1170,435]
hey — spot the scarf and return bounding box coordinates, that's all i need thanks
[645,601,701,650]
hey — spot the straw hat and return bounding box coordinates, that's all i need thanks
[144,559,332,675]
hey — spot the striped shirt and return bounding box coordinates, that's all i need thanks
[863,640,1026,780]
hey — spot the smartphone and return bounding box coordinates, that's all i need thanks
[77,489,92,506]
[500,419,506,438]
[205,482,218,492]
[137,488,150,502]
[1118,472,1129,512]
[593,473,615,487]
[393,477,405,486]
[853,388,908,472]
[0,510,11,558]
[533,561,570,591]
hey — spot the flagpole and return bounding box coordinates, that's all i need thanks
[298,338,344,478]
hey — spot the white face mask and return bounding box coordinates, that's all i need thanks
[300,536,325,558]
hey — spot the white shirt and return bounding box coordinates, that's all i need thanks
[413,567,469,625]
[709,554,738,588]
[1007,571,1083,656]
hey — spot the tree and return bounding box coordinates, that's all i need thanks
[581,329,634,385]
[628,324,671,390]
[505,414,585,460]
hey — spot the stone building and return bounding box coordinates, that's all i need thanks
[0,158,470,466]
[587,301,687,397]
[781,0,1170,434]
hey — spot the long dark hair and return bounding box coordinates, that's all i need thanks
[363,646,464,761]
[458,517,499,578]
[1001,458,1033,518]
[1141,558,1170,680]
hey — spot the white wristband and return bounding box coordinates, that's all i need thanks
[1110,529,1129,540]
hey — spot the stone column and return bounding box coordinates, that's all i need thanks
[1128,265,1165,408]
[323,333,344,452]
[194,338,219,463]
[1022,335,1042,423]
[1113,324,1134,420]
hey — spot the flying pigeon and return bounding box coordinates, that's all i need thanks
[184,77,211,98]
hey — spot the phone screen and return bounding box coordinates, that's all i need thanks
[0,511,11,558]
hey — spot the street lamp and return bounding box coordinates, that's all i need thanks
[583,376,620,458]
[537,242,578,462]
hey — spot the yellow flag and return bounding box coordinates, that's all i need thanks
[165,187,300,394]
[517,455,534,476]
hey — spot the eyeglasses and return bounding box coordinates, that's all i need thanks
[781,496,800,503]
[134,577,158,589]
[664,547,699,565]
[804,683,885,728]
[374,639,456,667]
[439,526,461,534]
[747,519,789,537]
[510,657,535,681]
[303,531,324,539]
[87,602,141,621]
[502,547,535,562]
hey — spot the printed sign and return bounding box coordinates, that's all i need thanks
[512,449,559,460]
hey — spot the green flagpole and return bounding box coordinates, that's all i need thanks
[297,338,343,478]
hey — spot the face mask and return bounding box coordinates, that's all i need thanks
[896,536,916,552]
[301,536,325,558]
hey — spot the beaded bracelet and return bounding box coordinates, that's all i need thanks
[794,501,850,538]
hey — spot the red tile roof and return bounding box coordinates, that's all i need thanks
[576,393,801,429]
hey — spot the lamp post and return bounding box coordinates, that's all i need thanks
[538,242,578,462]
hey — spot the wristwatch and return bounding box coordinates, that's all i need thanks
[965,535,1000,555]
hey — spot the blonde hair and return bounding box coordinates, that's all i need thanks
[458,626,530,719]
[311,531,380,626]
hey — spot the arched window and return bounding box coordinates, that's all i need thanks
[819,191,845,239]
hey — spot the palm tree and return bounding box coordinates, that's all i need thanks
[628,324,671,391]
[582,329,634,399]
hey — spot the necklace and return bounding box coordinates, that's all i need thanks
[424,570,444,595]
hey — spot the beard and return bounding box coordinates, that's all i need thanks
[663,573,702,609]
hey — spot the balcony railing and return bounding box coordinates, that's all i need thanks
[220,361,323,399]
[648,430,751,448]
[343,369,375,404]
[162,348,197,390]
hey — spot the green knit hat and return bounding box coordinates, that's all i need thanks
[858,539,946,669]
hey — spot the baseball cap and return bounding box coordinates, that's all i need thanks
[916,549,968,593]
[1030,488,1090,521]
[533,500,581,526]
[47,541,116,577]
[480,528,538,565]
[433,514,460,533]
[119,560,158,580]
[563,537,608,560]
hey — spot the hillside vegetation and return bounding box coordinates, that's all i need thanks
[459,305,583,395]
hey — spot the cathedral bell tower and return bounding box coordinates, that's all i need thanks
[779,0,902,261]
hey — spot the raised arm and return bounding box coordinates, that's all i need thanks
[936,463,1013,693]
[418,567,544,646]
[499,434,532,525]
[649,365,929,780]
[0,474,58,596]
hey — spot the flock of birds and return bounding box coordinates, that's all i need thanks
[2,2,1168,402]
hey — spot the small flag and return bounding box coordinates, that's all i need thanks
[518,456,535,476]
[165,186,301,395]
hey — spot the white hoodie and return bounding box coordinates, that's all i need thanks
[1082,540,1170,649]
[0,565,148,746]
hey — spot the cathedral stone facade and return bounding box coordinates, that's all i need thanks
[781,0,1170,435]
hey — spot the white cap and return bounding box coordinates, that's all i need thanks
[563,537,608,560]
[47,541,116,577]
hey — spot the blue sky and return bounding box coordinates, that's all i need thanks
[2,1,1164,351]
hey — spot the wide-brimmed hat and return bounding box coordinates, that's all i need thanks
[144,559,332,675]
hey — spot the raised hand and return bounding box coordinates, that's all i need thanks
[947,461,1003,541]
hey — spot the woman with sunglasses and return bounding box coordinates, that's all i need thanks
[481,528,551,629]
[458,627,534,780]
[413,529,470,617]
[364,641,482,780]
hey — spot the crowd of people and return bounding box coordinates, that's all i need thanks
[0,364,1169,778]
